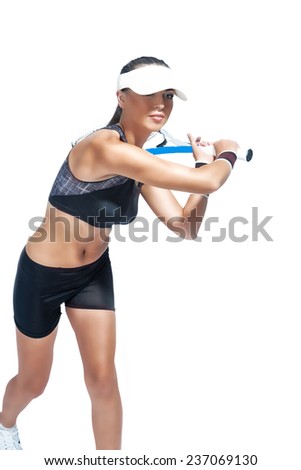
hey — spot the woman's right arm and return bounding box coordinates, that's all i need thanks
[94,134,238,195]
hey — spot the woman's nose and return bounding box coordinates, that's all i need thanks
[153,102,164,110]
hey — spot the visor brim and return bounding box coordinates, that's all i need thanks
[117,65,188,101]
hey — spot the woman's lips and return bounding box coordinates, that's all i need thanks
[149,114,165,123]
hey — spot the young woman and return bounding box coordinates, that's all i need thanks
[0,56,238,450]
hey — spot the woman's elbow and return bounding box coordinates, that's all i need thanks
[167,221,202,241]
[183,228,202,241]
[205,178,224,194]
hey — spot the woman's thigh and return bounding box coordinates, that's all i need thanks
[66,308,117,374]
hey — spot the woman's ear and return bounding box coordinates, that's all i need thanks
[117,90,126,109]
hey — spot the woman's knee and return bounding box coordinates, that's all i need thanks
[18,374,50,399]
[16,327,57,398]
[84,365,118,398]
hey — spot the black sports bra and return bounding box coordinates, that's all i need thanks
[48,125,141,228]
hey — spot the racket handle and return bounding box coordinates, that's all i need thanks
[236,147,253,162]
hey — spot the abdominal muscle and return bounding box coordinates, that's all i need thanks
[26,202,111,268]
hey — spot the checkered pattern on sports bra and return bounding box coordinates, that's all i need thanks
[49,159,128,196]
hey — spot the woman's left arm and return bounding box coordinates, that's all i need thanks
[141,134,213,240]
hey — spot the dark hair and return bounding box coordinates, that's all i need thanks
[107,56,169,125]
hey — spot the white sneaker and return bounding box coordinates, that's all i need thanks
[0,424,22,450]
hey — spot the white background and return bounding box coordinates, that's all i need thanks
[0,0,300,468]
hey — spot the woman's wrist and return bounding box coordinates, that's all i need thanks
[215,150,237,168]
[195,161,208,168]
[195,149,238,168]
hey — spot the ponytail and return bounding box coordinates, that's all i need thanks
[107,105,122,126]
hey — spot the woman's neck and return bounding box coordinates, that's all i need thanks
[117,121,152,148]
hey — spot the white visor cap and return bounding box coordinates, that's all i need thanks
[117,65,187,101]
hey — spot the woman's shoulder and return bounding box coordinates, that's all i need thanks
[90,124,126,147]
[71,124,125,153]
[66,125,127,181]
[82,126,127,168]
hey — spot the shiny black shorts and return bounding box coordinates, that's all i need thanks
[13,247,115,338]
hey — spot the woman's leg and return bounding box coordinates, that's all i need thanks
[0,327,58,428]
[66,308,122,450]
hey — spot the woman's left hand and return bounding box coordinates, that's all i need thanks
[187,133,214,163]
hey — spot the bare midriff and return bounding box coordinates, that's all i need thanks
[26,202,111,268]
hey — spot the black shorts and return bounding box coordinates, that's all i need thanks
[13,247,115,338]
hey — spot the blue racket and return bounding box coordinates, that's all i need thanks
[145,130,253,162]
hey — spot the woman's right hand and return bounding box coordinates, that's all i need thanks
[213,139,239,157]
[187,133,215,163]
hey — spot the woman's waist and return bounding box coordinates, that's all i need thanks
[26,204,111,267]
[25,238,110,268]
